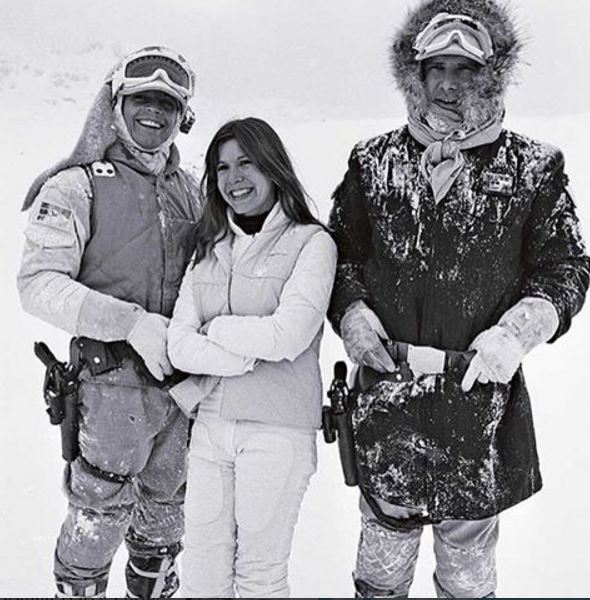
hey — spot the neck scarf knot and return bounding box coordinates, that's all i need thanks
[408,111,504,203]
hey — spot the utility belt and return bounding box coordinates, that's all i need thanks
[73,337,186,388]
[34,337,186,463]
[357,340,475,392]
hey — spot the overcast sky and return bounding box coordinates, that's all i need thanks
[2,0,590,125]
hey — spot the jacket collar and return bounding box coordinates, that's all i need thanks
[226,201,288,237]
[213,202,291,268]
[105,140,181,176]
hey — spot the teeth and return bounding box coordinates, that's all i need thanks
[230,189,252,198]
[138,119,162,129]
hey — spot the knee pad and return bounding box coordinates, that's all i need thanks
[56,579,107,598]
[126,542,182,599]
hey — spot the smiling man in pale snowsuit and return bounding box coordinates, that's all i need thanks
[18,47,200,598]
[328,0,590,597]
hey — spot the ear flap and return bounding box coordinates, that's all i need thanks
[180,106,196,134]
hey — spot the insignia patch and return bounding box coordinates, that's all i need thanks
[482,171,514,197]
[34,201,72,231]
[91,161,115,177]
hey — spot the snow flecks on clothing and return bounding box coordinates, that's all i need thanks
[484,386,507,439]
[355,507,498,597]
[353,375,518,519]
[71,510,101,543]
[559,190,588,251]
[357,135,407,201]
[355,513,420,597]
[331,125,589,520]
[436,543,495,598]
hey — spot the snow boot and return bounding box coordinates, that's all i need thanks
[125,541,182,598]
[55,579,107,598]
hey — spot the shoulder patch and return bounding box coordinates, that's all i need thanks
[91,161,115,177]
[33,201,73,231]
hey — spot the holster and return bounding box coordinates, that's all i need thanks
[36,340,82,462]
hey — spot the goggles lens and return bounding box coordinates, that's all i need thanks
[423,29,485,59]
[125,55,191,90]
[414,14,493,62]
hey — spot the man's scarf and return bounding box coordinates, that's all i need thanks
[408,110,504,204]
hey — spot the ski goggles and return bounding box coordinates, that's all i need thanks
[413,13,494,65]
[110,47,195,104]
[125,54,192,90]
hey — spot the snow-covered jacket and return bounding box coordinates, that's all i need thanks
[18,141,200,340]
[168,203,337,429]
[328,126,590,521]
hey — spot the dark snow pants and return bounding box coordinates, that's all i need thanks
[53,360,189,597]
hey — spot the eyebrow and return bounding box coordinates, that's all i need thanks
[217,153,249,163]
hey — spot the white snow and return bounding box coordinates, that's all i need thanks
[1,1,589,597]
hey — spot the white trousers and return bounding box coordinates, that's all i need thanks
[180,397,317,598]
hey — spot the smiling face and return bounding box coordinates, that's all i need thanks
[122,90,180,150]
[423,55,480,116]
[216,138,276,216]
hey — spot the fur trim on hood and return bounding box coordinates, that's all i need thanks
[391,0,523,125]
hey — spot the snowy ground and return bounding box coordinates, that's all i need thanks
[1,2,590,597]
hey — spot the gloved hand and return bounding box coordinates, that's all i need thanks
[461,325,524,391]
[127,311,174,381]
[340,300,396,373]
[461,297,559,392]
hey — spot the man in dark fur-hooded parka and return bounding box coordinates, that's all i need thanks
[328,0,590,597]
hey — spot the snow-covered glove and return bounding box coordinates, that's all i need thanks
[462,297,559,392]
[340,300,396,373]
[127,312,174,381]
[461,325,524,391]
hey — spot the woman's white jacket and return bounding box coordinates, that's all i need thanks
[168,203,337,429]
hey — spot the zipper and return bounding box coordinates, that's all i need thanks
[227,267,233,313]
[225,231,258,314]
[227,236,236,314]
[155,177,168,312]
[421,197,440,519]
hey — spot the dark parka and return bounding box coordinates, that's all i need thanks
[329,126,589,522]
[328,0,590,523]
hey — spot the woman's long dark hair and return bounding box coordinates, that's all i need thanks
[192,117,326,263]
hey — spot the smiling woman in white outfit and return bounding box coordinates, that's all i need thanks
[167,117,337,598]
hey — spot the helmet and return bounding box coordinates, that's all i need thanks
[107,46,195,108]
[413,13,494,65]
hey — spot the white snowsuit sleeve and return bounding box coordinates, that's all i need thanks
[167,263,257,376]
[207,231,337,361]
[17,168,143,339]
